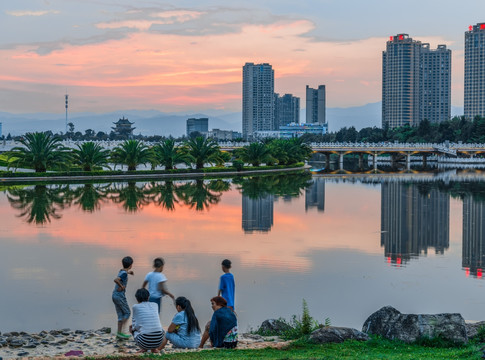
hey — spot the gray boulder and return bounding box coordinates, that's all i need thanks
[258,319,292,334]
[362,306,468,344]
[310,326,369,343]
[466,321,485,339]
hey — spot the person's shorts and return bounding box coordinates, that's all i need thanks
[134,331,165,350]
[112,291,130,321]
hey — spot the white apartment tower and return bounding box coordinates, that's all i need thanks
[306,85,326,124]
[382,34,451,128]
[242,63,275,139]
[465,23,485,119]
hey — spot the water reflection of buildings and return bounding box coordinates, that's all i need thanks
[381,183,450,265]
[305,178,325,212]
[462,196,485,279]
[242,194,274,233]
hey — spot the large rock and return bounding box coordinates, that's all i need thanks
[466,321,485,339]
[310,326,369,343]
[362,306,468,344]
[258,319,292,335]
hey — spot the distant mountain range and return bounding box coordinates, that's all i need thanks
[0,103,464,137]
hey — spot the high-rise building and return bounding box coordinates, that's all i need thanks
[0,122,2,138]
[275,93,300,128]
[242,63,275,139]
[306,85,326,124]
[186,118,208,137]
[465,23,485,120]
[382,34,451,128]
[305,178,325,212]
[421,44,451,123]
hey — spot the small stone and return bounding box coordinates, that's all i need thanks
[50,330,61,336]
[24,342,37,349]
[8,337,25,347]
[75,330,84,335]
[56,339,68,345]
[44,335,56,342]
[17,352,29,357]
[99,327,111,334]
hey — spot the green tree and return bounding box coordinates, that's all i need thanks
[153,139,190,170]
[110,140,154,171]
[183,136,222,169]
[71,184,109,212]
[72,141,111,171]
[7,132,71,172]
[268,138,312,165]
[235,142,273,167]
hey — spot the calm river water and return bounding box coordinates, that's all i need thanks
[1,171,485,333]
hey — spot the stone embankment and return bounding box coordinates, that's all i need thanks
[0,328,287,359]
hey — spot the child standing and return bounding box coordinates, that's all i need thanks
[112,256,134,339]
[218,259,235,311]
[142,257,175,315]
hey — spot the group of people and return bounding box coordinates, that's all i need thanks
[111,256,237,353]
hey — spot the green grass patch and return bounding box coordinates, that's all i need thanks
[93,339,483,359]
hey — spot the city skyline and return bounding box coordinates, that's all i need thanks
[1,1,485,115]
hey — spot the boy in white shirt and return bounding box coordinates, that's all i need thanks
[142,257,175,315]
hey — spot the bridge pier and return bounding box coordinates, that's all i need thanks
[406,154,411,170]
[423,154,427,167]
[325,153,331,169]
[339,153,344,170]
[358,153,364,169]
[373,152,377,170]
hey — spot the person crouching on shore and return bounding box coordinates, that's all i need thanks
[129,288,165,353]
[199,296,238,349]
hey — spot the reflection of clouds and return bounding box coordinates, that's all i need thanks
[6,10,60,17]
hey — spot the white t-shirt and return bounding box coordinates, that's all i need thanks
[144,271,167,299]
[132,302,163,337]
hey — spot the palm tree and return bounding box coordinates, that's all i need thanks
[110,182,151,212]
[153,139,190,170]
[235,142,273,167]
[147,180,182,211]
[72,142,111,171]
[110,140,154,171]
[177,179,222,211]
[268,138,312,165]
[183,137,222,169]
[7,132,71,172]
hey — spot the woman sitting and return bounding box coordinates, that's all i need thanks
[199,296,238,349]
[158,296,201,349]
[129,288,165,353]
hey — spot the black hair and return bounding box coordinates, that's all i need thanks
[153,257,165,268]
[221,259,231,269]
[122,256,133,268]
[135,288,150,303]
[175,297,200,334]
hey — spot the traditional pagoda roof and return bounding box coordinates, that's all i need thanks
[113,116,134,125]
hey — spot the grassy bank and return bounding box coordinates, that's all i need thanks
[97,338,483,359]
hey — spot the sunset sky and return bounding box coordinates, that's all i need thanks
[1,0,484,114]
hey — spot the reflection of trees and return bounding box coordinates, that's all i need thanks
[147,181,182,211]
[233,173,313,199]
[6,185,69,224]
[110,182,151,213]
[71,184,110,212]
[177,179,230,211]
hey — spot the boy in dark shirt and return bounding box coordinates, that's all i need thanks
[112,256,134,339]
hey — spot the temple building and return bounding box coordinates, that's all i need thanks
[111,117,135,139]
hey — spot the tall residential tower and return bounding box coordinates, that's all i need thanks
[465,23,485,119]
[382,34,451,128]
[306,85,326,124]
[242,63,275,139]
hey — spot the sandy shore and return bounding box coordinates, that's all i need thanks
[0,328,288,359]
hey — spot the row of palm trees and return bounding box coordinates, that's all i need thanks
[6,132,312,173]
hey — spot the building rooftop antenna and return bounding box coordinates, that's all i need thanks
[65,91,69,134]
